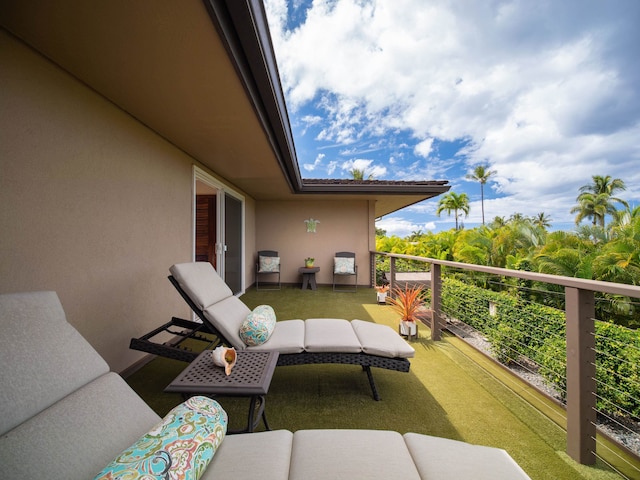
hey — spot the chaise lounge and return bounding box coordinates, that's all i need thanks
[0,291,531,479]
[131,262,416,400]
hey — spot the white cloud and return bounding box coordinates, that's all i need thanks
[376,216,436,238]
[264,0,640,231]
[303,153,325,172]
[414,138,434,158]
[341,158,387,178]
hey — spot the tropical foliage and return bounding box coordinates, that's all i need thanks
[376,174,640,427]
[387,285,425,322]
[376,188,640,327]
[441,278,640,419]
[349,168,374,180]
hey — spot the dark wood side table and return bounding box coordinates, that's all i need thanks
[165,350,279,434]
[299,266,320,290]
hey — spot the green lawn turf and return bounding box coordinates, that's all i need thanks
[126,285,638,480]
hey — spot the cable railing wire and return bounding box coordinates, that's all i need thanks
[376,251,640,464]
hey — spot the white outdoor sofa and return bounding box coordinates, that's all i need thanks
[0,291,531,479]
[131,262,416,400]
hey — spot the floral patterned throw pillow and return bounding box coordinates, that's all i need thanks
[94,396,227,480]
[239,304,276,346]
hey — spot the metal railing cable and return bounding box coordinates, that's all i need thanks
[374,251,640,470]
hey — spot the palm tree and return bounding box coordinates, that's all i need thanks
[610,204,640,228]
[489,216,507,228]
[572,175,628,227]
[533,212,552,229]
[594,213,640,285]
[436,192,470,230]
[349,168,374,180]
[509,212,526,224]
[407,230,423,241]
[465,165,496,225]
[571,192,620,227]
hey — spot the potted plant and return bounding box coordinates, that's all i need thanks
[388,285,424,338]
[375,284,390,304]
[304,257,315,268]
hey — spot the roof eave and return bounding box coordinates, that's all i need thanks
[204,0,302,193]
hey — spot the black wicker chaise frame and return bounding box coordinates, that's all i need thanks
[130,275,411,400]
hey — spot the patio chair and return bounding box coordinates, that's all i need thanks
[130,262,415,400]
[333,251,358,292]
[255,250,281,290]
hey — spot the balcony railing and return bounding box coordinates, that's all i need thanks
[371,251,640,470]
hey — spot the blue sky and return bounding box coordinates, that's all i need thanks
[264,0,640,236]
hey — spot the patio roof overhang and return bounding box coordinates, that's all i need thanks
[0,0,449,218]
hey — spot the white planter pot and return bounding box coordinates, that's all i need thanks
[399,321,417,337]
[376,292,387,304]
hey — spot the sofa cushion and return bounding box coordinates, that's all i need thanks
[247,320,305,354]
[0,291,110,435]
[289,429,421,480]
[170,262,233,310]
[404,433,531,479]
[95,396,227,480]
[0,373,160,480]
[203,296,252,349]
[203,430,293,480]
[304,318,362,353]
[352,319,416,359]
[240,305,276,346]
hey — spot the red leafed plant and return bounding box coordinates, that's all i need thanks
[388,285,425,323]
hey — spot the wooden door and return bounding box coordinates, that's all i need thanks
[195,195,216,268]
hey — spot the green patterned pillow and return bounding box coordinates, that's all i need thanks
[258,256,280,272]
[240,304,276,346]
[334,257,355,274]
[94,396,227,480]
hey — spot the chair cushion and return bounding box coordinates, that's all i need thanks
[247,320,305,354]
[95,396,227,480]
[304,318,362,353]
[258,256,280,273]
[170,263,233,310]
[202,430,293,480]
[203,296,252,349]
[334,257,355,274]
[403,433,531,479]
[289,430,421,480]
[240,305,277,346]
[352,320,415,358]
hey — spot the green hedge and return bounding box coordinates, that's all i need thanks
[441,278,640,420]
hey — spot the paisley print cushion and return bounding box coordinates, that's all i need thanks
[94,396,227,480]
[239,304,276,346]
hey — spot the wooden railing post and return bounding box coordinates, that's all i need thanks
[389,257,396,294]
[565,287,596,464]
[370,252,375,287]
[430,263,442,341]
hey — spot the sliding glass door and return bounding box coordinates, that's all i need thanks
[223,193,242,294]
[194,168,244,295]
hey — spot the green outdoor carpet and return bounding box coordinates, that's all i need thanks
[126,285,638,480]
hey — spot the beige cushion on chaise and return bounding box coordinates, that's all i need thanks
[168,262,415,400]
